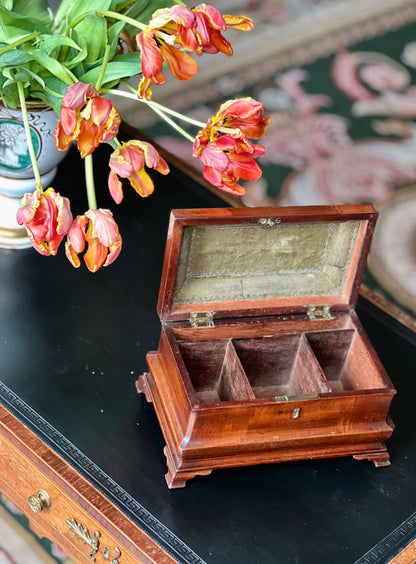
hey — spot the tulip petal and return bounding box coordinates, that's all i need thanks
[67,215,88,253]
[65,240,81,268]
[60,107,78,136]
[108,170,124,204]
[103,232,122,267]
[223,14,255,31]
[84,235,108,273]
[130,169,155,197]
[137,29,164,78]
[160,42,198,81]
[91,97,112,126]
[200,143,230,171]
[86,209,118,248]
[194,4,226,30]
[62,82,92,109]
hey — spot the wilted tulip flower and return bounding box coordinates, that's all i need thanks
[65,209,122,272]
[193,98,270,195]
[136,4,254,99]
[192,4,254,56]
[108,140,170,203]
[54,82,120,157]
[193,132,265,195]
[17,188,73,256]
[211,98,271,139]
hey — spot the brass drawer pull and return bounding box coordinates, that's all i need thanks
[66,519,100,561]
[28,489,51,513]
[66,518,122,562]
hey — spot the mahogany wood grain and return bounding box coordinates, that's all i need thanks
[140,205,396,488]
[0,405,179,564]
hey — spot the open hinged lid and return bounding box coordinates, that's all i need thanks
[157,205,377,324]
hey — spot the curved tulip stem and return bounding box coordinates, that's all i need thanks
[109,138,121,150]
[0,32,39,56]
[142,102,196,142]
[108,86,206,128]
[84,154,97,210]
[95,45,111,91]
[17,82,43,190]
[106,88,202,143]
[69,10,146,32]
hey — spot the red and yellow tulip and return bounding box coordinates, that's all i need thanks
[65,209,122,273]
[16,188,73,256]
[108,140,170,203]
[194,132,265,195]
[193,98,270,195]
[136,4,254,100]
[54,82,120,158]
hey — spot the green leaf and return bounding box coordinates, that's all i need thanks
[11,0,51,24]
[73,12,107,65]
[4,65,45,89]
[106,19,126,55]
[35,33,82,55]
[0,5,52,35]
[0,83,20,107]
[3,67,32,84]
[0,48,34,66]
[0,0,14,11]
[79,52,142,85]
[28,48,74,84]
[66,0,112,27]
[0,25,35,43]
[28,87,61,112]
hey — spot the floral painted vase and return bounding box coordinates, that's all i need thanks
[0,103,66,249]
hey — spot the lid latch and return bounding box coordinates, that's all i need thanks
[190,311,215,328]
[307,305,333,321]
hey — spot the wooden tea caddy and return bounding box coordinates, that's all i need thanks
[138,205,396,488]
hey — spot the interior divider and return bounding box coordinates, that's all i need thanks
[218,340,256,401]
[296,335,332,396]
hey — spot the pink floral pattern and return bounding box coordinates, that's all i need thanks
[244,60,416,206]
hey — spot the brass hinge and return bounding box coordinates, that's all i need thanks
[189,311,215,328]
[307,305,333,321]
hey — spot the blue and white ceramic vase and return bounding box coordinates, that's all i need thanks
[0,103,66,249]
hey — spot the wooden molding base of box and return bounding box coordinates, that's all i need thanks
[138,367,394,489]
[353,451,391,467]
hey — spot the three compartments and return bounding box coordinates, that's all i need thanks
[178,328,387,404]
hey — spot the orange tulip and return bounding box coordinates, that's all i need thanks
[193,98,270,195]
[192,5,254,56]
[136,6,198,100]
[108,140,169,203]
[211,98,271,139]
[17,188,72,256]
[65,209,122,272]
[136,4,254,100]
[193,132,265,196]
[54,82,120,157]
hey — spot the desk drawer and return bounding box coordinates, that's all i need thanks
[0,408,178,564]
[0,437,137,563]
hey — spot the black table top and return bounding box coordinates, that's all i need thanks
[1,140,416,564]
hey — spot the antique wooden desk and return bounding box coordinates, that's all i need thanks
[1,138,416,564]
